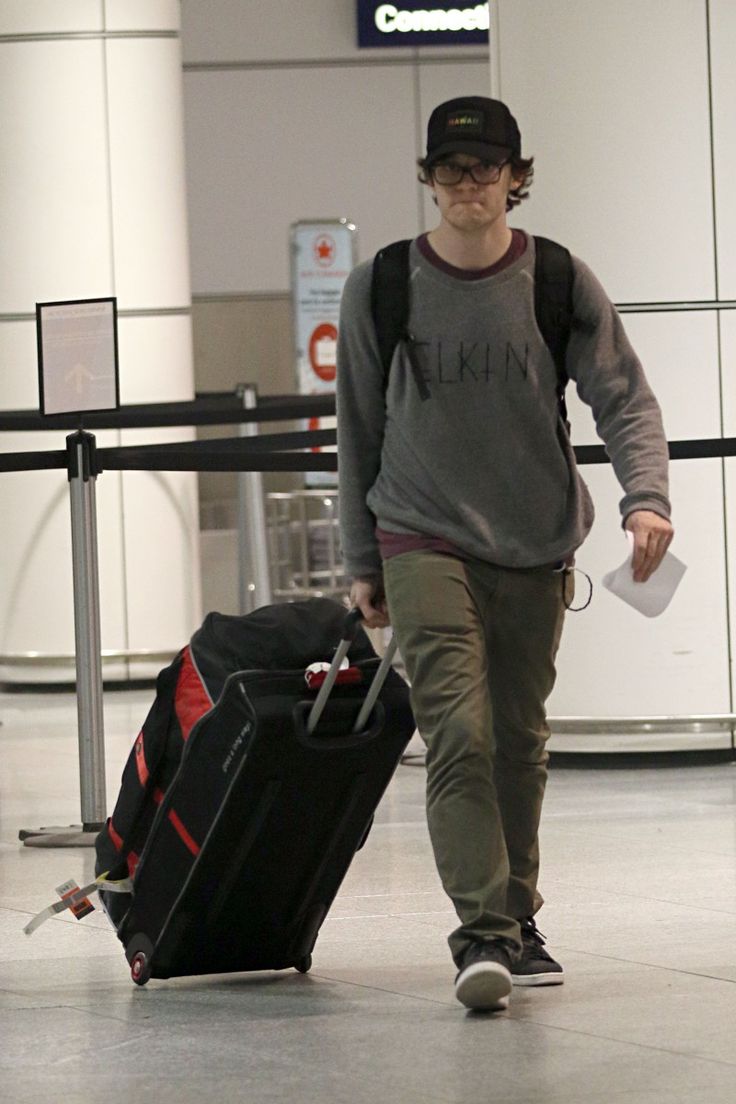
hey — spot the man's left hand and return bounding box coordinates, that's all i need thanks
[624,510,675,583]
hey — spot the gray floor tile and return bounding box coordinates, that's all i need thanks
[3,690,736,1103]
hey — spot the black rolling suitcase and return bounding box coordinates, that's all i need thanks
[95,599,414,986]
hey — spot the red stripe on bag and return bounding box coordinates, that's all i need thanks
[134,731,149,787]
[108,818,124,852]
[168,809,200,856]
[127,850,140,877]
[175,647,211,742]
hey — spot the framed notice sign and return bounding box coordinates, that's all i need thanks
[291,219,357,487]
[37,297,120,416]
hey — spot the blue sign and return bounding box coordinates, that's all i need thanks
[357,2,490,48]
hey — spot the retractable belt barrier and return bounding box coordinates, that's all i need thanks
[2,384,736,471]
[3,386,736,851]
[0,392,336,433]
[0,448,67,473]
[5,434,736,475]
[577,437,736,464]
[98,431,338,473]
[0,392,339,473]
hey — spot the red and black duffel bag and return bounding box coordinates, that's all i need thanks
[95,598,414,984]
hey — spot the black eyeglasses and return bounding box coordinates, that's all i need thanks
[431,159,509,186]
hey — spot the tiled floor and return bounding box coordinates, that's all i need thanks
[2,688,736,1103]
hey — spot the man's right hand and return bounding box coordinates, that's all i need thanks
[350,575,391,629]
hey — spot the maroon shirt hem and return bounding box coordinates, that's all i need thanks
[375,527,466,563]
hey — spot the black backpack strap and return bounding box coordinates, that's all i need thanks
[371,239,412,380]
[533,235,574,425]
[371,240,430,400]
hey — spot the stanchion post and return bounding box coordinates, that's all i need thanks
[69,431,107,831]
[237,384,273,614]
[20,430,107,847]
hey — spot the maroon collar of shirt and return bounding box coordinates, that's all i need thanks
[416,229,527,280]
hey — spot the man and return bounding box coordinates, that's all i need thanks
[336,96,673,1012]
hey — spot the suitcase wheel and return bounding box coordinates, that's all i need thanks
[126,933,154,987]
[295,955,312,974]
[130,950,151,986]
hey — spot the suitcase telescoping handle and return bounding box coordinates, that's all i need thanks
[306,609,398,736]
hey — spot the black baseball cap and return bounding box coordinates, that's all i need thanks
[425,96,522,166]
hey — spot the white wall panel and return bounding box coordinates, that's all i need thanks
[710,0,736,299]
[0,468,71,656]
[104,0,180,32]
[183,66,417,293]
[497,0,715,304]
[0,2,100,34]
[107,39,191,310]
[0,438,128,660]
[722,312,736,709]
[722,311,736,436]
[115,315,200,657]
[116,314,195,402]
[0,318,40,406]
[116,315,200,662]
[726,458,736,709]
[0,41,113,312]
[181,0,396,64]
[0,320,128,667]
[0,321,83,666]
[565,310,722,447]
[550,458,730,718]
[122,462,201,662]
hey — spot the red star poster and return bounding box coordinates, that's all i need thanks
[291,220,357,486]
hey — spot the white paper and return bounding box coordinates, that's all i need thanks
[38,299,118,415]
[602,532,687,617]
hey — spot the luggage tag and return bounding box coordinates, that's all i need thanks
[57,878,95,921]
[23,872,134,936]
[304,658,362,690]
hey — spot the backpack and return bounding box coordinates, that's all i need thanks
[370,235,574,424]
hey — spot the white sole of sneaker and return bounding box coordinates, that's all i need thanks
[455,962,512,1011]
[511,971,565,987]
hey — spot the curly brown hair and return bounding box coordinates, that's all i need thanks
[417,154,535,213]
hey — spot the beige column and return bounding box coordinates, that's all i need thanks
[0,0,201,682]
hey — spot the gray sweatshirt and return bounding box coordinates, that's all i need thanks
[336,236,671,577]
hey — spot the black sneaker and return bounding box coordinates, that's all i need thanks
[454,939,517,1011]
[511,917,564,986]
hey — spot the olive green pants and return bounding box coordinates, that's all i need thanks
[383,551,569,966]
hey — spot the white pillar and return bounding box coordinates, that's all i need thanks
[489,0,501,98]
[0,0,201,682]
